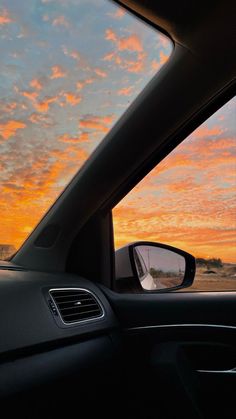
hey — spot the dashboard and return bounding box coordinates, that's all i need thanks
[0,265,120,401]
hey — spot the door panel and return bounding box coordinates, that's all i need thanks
[104,289,236,329]
[104,288,236,418]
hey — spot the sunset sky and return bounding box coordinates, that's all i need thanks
[113,99,236,263]
[0,1,235,263]
[0,0,171,256]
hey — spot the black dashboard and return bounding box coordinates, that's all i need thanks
[0,265,120,403]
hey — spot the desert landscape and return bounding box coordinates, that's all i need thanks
[185,261,236,292]
[149,258,236,292]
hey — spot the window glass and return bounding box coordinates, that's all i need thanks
[0,0,172,260]
[113,98,236,291]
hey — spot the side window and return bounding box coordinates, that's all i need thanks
[113,97,236,291]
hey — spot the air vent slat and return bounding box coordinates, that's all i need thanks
[63,308,101,318]
[49,288,104,325]
[56,297,94,304]
[59,303,99,312]
[51,293,89,300]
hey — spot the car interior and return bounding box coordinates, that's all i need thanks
[0,0,235,418]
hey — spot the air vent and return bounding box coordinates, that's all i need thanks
[49,288,104,324]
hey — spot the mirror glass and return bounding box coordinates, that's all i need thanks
[133,245,186,291]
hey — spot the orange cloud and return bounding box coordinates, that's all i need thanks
[99,116,114,125]
[64,92,82,106]
[76,78,94,90]
[159,50,169,65]
[79,121,108,133]
[58,132,89,143]
[52,15,69,28]
[69,50,80,60]
[117,86,133,96]
[158,36,171,49]
[192,126,223,138]
[105,28,117,42]
[151,60,160,71]
[104,29,146,73]
[21,88,59,113]
[79,115,114,132]
[94,68,107,78]
[108,8,125,19]
[151,51,169,72]
[113,112,236,263]
[0,9,14,25]
[2,102,17,113]
[28,113,52,127]
[50,65,66,79]
[118,34,143,53]
[210,137,236,150]
[0,141,90,250]
[103,52,114,61]
[125,53,146,73]
[105,29,143,53]
[103,51,122,65]
[35,96,57,113]
[22,90,39,101]
[30,78,43,90]
[62,46,80,60]
[0,120,26,140]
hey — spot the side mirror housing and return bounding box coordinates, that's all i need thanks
[115,241,195,293]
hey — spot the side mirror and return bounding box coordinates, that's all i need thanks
[115,241,195,292]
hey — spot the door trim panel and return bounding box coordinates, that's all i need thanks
[125,323,236,331]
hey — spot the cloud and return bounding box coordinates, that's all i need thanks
[124,53,146,73]
[118,34,143,53]
[0,120,26,140]
[69,50,80,60]
[50,65,66,79]
[58,132,89,143]
[52,15,70,28]
[35,96,58,112]
[105,28,117,42]
[63,92,82,106]
[62,46,80,60]
[151,60,160,71]
[21,88,58,113]
[28,113,54,127]
[22,90,39,101]
[113,112,236,263]
[192,125,223,139]
[210,137,236,150]
[0,101,18,114]
[159,50,169,65]
[30,78,43,90]
[0,9,14,25]
[79,115,114,132]
[151,51,169,72]
[158,36,171,49]
[76,78,94,91]
[117,86,133,96]
[104,29,146,73]
[105,29,143,53]
[0,140,90,248]
[94,68,107,78]
[103,51,115,61]
[107,8,125,19]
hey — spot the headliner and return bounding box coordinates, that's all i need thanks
[116,0,236,67]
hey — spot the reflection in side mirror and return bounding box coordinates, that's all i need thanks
[133,245,186,291]
[115,241,195,293]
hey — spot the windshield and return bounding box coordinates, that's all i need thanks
[0,0,172,260]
